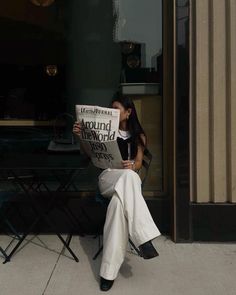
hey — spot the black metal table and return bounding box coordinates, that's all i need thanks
[0,152,90,263]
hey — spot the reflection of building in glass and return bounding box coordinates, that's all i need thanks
[113,0,162,68]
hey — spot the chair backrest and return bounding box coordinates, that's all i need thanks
[139,148,153,187]
[47,113,80,154]
[53,113,75,144]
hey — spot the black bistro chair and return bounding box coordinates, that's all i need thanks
[92,148,153,260]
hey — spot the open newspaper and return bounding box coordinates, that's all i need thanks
[75,105,123,169]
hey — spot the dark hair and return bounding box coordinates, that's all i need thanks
[111,92,146,150]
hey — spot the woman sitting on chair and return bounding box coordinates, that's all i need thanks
[73,94,161,291]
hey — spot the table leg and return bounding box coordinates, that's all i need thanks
[3,216,40,263]
[6,169,82,262]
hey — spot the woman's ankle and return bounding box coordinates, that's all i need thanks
[139,240,159,259]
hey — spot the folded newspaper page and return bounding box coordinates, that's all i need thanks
[75,105,123,169]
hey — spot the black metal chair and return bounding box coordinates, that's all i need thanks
[92,148,153,260]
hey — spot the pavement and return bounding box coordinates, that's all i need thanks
[0,234,236,295]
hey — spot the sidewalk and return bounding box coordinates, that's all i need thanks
[0,235,236,295]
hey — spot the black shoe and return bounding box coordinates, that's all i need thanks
[139,241,159,259]
[100,277,114,291]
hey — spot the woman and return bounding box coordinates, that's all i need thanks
[73,94,161,291]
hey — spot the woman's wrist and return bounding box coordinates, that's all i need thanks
[131,160,135,170]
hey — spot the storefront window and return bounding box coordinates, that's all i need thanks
[0,0,163,194]
[67,0,163,194]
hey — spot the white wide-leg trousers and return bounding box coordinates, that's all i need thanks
[98,168,161,280]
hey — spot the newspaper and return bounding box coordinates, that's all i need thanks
[75,105,123,169]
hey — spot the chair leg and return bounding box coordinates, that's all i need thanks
[4,218,21,240]
[93,245,103,260]
[128,238,142,257]
[0,210,22,262]
[0,246,8,260]
[66,234,72,246]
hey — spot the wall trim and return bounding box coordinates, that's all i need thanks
[191,203,236,241]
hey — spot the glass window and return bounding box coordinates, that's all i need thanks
[0,0,163,194]
[67,0,163,194]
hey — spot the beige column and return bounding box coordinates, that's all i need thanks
[226,0,236,202]
[194,0,211,202]
[209,0,227,202]
[191,0,236,203]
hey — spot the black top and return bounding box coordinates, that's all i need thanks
[117,137,136,160]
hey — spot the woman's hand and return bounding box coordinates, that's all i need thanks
[122,160,136,170]
[73,121,82,136]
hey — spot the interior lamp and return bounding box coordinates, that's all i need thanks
[46,65,58,76]
[30,0,55,7]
